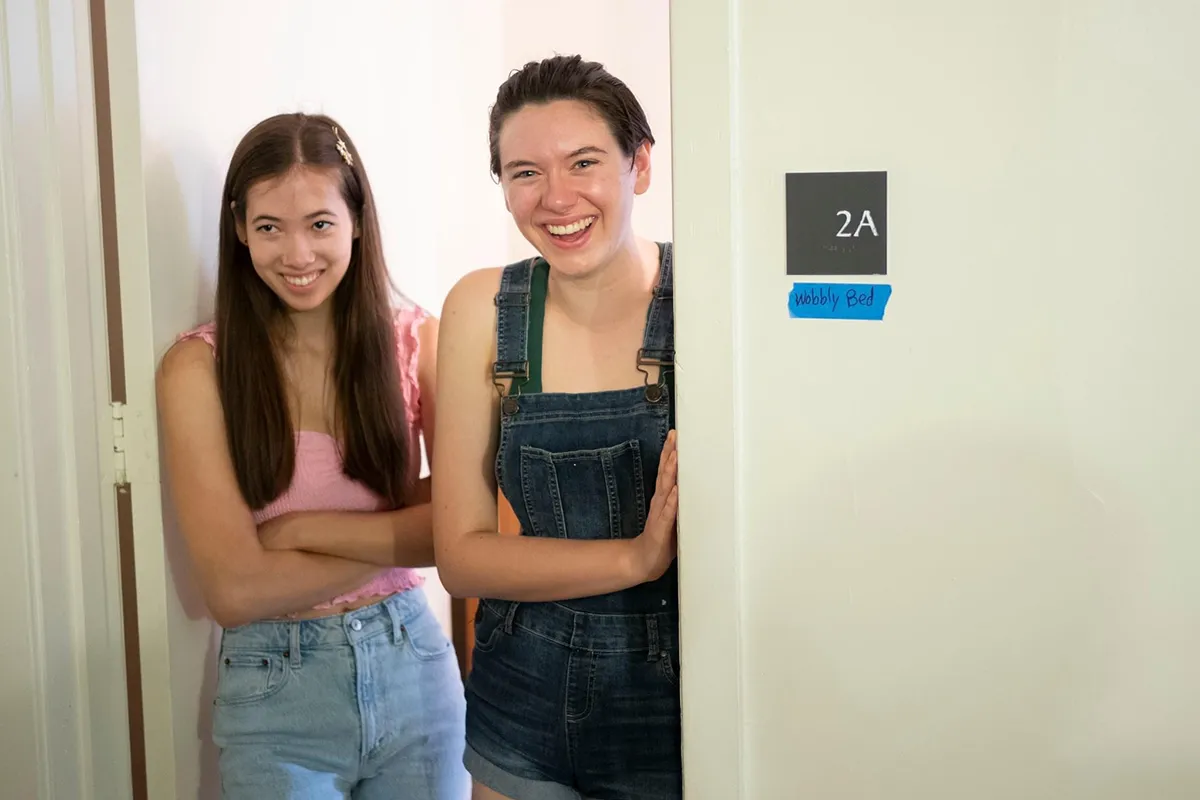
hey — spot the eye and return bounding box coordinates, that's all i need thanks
[512,170,537,180]
[255,223,277,233]
[574,159,597,169]
[313,220,333,231]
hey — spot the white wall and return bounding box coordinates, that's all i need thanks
[672,1,1200,798]
[113,0,671,796]
[0,0,132,797]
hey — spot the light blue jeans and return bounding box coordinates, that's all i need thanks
[211,589,469,799]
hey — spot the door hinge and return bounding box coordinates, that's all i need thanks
[111,401,129,486]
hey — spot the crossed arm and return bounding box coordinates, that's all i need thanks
[257,478,433,567]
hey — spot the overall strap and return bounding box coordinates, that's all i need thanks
[639,243,676,427]
[639,242,674,366]
[496,245,674,410]
[492,258,537,394]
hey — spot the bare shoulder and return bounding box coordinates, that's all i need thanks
[155,336,229,458]
[439,267,504,358]
[442,266,504,318]
[157,337,217,396]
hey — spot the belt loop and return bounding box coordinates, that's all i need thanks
[385,596,405,644]
[502,601,520,635]
[288,623,301,668]
[646,616,661,662]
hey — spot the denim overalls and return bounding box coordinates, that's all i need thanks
[463,243,681,800]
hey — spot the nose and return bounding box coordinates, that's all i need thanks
[542,170,577,212]
[281,232,316,269]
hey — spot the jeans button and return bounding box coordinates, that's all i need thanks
[350,619,363,632]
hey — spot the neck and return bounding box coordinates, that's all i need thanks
[279,300,335,356]
[547,235,659,327]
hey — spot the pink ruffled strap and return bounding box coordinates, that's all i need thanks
[176,321,217,353]
[393,304,430,433]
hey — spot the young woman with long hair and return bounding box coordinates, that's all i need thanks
[157,112,468,798]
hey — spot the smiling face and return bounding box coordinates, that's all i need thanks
[235,166,357,314]
[498,99,651,279]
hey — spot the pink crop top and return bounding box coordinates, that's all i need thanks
[177,306,428,611]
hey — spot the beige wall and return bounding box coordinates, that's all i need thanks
[671,0,1200,797]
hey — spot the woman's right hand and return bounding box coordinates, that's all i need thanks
[629,430,679,584]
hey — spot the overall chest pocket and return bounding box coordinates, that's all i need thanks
[519,439,649,541]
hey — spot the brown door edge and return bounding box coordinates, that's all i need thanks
[87,1,147,797]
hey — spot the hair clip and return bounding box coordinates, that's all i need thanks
[333,127,354,167]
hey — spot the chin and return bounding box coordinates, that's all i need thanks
[262,269,342,314]
[534,237,608,277]
[283,297,330,314]
[271,286,334,314]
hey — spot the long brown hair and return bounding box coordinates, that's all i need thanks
[216,112,409,510]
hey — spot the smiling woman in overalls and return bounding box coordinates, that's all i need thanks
[433,55,682,800]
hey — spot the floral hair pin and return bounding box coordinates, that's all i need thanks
[333,127,354,167]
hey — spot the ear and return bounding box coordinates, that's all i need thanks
[632,141,652,196]
[231,201,247,245]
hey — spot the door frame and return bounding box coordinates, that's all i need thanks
[670,1,747,797]
[95,0,180,796]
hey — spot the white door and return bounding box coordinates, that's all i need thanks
[671,1,1200,798]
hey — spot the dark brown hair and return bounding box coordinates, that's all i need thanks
[488,54,655,178]
[216,112,409,510]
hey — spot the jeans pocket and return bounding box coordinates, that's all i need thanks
[214,651,289,707]
[403,606,454,661]
[656,649,681,688]
[472,601,507,654]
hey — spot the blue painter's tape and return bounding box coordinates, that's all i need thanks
[788,282,892,320]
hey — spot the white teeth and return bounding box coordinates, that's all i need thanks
[546,217,595,236]
[284,272,320,287]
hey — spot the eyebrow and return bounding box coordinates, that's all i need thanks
[502,146,609,173]
[250,209,339,224]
